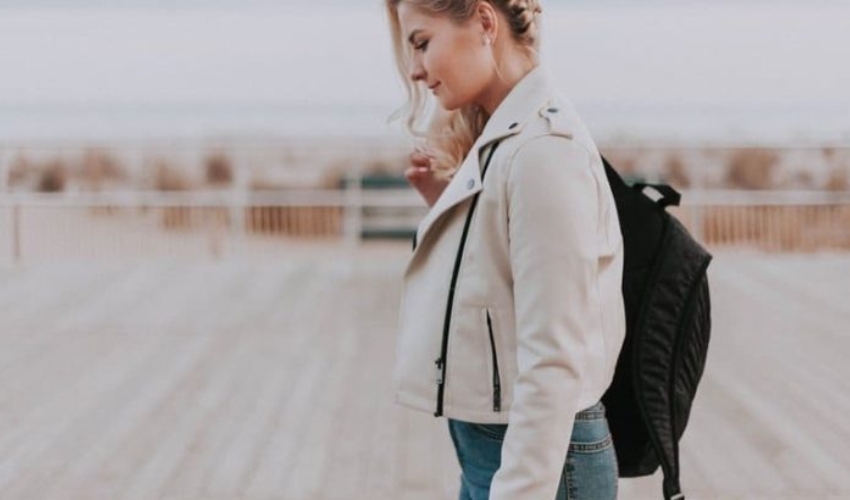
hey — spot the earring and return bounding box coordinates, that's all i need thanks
[483,34,490,45]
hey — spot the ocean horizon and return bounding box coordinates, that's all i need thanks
[1,2,848,146]
[2,101,849,146]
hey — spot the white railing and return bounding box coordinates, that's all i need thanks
[0,186,425,263]
[2,187,850,263]
[668,190,850,253]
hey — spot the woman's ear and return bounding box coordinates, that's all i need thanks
[476,1,499,43]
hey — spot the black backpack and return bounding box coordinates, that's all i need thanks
[600,156,713,500]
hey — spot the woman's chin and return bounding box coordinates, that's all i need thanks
[434,92,475,112]
[436,97,461,112]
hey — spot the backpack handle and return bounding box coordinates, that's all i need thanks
[633,182,681,208]
[599,155,682,209]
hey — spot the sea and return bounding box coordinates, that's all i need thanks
[1,1,849,146]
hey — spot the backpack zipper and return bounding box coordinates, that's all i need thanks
[486,309,502,412]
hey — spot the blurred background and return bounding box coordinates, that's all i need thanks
[0,0,848,499]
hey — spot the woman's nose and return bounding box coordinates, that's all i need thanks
[409,62,426,83]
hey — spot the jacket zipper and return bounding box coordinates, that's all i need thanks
[486,310,502,412]
[434,142,501,417]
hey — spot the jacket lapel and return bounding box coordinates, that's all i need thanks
[414,145,482,248]
[408,65,561,265]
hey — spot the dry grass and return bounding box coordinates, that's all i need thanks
[78,148,128,190]
[204,151,234,187]
[6,143,850,194]
[7,154,32,189]
[825,168,849,191]
[663,152,691,188]
[36,160,68,193]
[247,177,283,191]
[8,150,126,192]
[724,148,780,190]
[823,146,836,160]
[600,146,850,190]
[153,159,192,191]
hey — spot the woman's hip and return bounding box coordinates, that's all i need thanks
[447,401,618,500]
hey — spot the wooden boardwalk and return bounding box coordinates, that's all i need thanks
[0,247,848,499]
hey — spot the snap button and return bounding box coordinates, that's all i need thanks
[467,179,475,190]
[509,122,518,130]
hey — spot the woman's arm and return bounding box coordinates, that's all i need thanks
[489,135,602,500]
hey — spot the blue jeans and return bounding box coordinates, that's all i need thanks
[448,401,618,500]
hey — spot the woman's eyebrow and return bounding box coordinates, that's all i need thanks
[407,29,422,45]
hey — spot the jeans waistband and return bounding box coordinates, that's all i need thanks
[575,401,606,421]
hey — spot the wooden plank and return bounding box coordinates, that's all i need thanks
[0,331,210,498]
[240,270,340,498]
[0,251,847,498]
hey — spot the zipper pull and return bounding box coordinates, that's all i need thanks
[435,358,444,385]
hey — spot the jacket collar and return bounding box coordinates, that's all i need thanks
[475,64,559,148]
[412,65,558,254]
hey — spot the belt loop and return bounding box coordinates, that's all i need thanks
[575,401,606,420]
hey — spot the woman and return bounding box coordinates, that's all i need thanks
[386,1,626,499]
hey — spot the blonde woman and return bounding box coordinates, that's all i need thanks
[387,1,626,498]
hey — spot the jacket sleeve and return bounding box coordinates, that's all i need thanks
[489,134,602,500]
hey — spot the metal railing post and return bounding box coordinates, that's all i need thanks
[12,203,21,264]
[231,160,248,257]
[343,171,363,247]
[690,204,705,245]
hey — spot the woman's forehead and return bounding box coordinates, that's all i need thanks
[397,2,435,30]
[397,2,459,35]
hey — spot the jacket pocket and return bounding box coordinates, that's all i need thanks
[484,308,502,412]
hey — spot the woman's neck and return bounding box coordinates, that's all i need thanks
[478,56,538,115]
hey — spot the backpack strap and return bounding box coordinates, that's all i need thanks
[664,476,685,500]
[601,156,627,191]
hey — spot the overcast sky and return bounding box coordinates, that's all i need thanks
[0,1,847,141]
[0,2,847,107]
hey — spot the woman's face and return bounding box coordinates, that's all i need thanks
[397,2,493,111]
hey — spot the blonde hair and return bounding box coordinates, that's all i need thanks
[386,0,542,179]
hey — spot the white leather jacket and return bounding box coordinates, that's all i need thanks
[394,66,626,500]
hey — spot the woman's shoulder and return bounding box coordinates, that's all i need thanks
[525,96,594,143]
[497,97,599,169]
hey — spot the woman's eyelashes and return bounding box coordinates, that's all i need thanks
[414,39,429,52]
